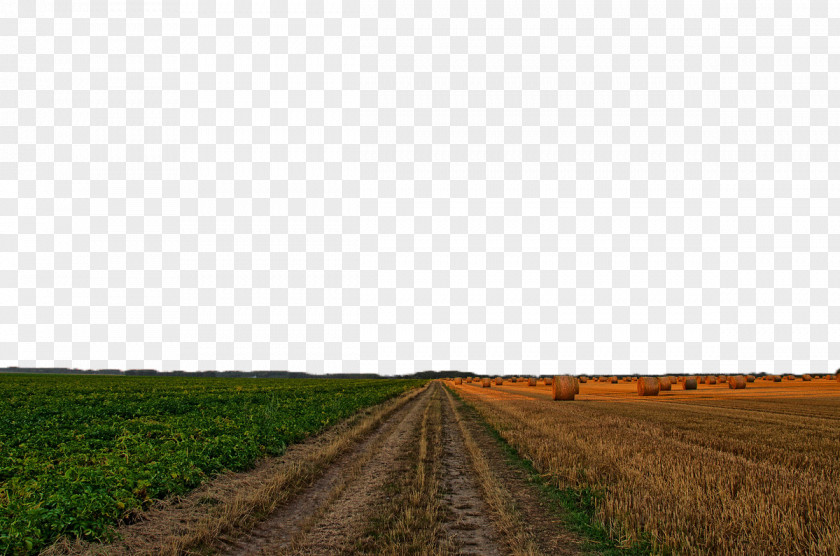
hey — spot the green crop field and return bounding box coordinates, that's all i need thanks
[0,374,425,554]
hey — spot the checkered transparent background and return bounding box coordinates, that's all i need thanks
[2,1,839,375]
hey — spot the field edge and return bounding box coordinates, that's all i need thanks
[444,384,655,556]
[41,380,431,556]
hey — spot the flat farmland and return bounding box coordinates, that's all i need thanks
[0,375,424,554]
[24,380,587,556]
[450,377,840,555]
[5,373,837,555]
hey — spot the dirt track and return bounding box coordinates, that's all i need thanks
[221,381,440,555]
[222,382,515,555]
[55,381,579,555]
[215,381,580,555]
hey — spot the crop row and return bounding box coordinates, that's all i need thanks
[0,375,424,555]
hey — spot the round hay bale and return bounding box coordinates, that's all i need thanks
[495,377,503,385]
[716,376,726,384]
[637,377,660,396]
[705,376,715,384]
[528,377,537,386]
[746,375,755,383]
[670,376,679,385]
[454,378,462,385]
[659,377,672,391]
[543,377,553,386]
[729,375,747,389]
[772,375,782,382]
[609,376,618,384]
[683,378,698,390]
[578,376,588,384]
[482,378,491,388]
[552,375,577,400]
[802,374,812,381]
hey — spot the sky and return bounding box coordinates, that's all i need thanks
[1,1,839,375]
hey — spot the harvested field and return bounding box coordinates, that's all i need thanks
[451,377,840,555]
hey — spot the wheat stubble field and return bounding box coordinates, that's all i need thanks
[11,374,839,555]
[450,376,840,555]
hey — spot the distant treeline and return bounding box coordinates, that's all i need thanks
[2,367,835,379]
[0,367,469,379]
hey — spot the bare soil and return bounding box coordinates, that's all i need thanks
[440,393,504,556]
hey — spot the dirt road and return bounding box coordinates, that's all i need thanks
[216,381,580,555]
[57,381,579,555]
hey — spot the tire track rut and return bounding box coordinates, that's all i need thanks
[440,388,504,555]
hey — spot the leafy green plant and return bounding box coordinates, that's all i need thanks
[0,375,424,555]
